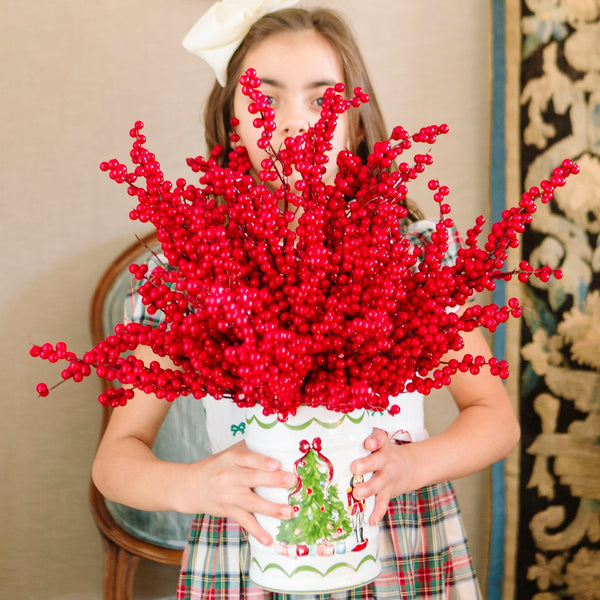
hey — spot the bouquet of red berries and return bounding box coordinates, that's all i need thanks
[31,69,579,419]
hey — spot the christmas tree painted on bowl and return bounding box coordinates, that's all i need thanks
[276,437,353,557]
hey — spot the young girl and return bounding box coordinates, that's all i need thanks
[92,3,520,599]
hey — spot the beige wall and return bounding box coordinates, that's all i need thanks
[1,1,493,598]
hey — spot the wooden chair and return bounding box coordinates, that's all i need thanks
[89,232,211,600]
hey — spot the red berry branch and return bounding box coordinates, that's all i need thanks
[31,68,579,419]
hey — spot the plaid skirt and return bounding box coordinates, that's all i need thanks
[176,482,481,600]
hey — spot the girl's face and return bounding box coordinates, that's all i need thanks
[233,29,349,190]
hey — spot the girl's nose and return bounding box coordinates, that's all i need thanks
[281,121,307,137]
[280,110,308,137]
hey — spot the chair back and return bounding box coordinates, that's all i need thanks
[91,233,211,549]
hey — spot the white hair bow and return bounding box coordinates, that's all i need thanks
[183,0,301,86]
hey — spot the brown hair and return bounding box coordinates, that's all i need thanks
[203,7,422,219]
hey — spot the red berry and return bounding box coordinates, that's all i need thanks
[36,383,49,397]
[31,75,579,419]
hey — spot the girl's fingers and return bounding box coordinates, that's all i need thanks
[352,428,389,474]
[369,491,390,526]
[238,465,298,490]
[349,470,390,525]
[352,468,387,500]
[229,441,282,471]
[229,493,294,546]
[231,509,273,546]
[243,492,294,521]
[364,427,389,452]
[352,445,388,477]
[219,443,298,489]
[232,445,299,488]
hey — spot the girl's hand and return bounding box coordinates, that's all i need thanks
[182,441,298,546]
[348,328,520,529]
[350,428,414,526]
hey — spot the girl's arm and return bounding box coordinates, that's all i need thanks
[92,346,296,545]
[351,326,521,525]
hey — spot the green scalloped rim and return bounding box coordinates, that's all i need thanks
[246,411,367,431]
[251,552,378,578]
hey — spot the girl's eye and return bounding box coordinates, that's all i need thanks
[265,95,277,106]
[312,96,324,108]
